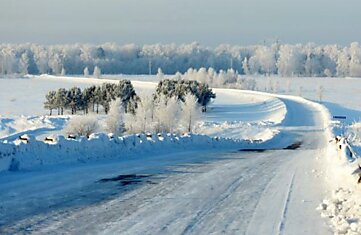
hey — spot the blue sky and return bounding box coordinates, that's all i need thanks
[0,0,359,46]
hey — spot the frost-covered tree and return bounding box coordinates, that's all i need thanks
[180,93,201,133]
[127,94,156,133]
[106,99,125,136]
[2,42,361,77]
[277,45,305,77]
[349,42,361,77]
[83,67,89,77]
[249,46,277,75]
[336,49,350,77]
[65,115,99,137]
[19,53,30,75]
[242,57,250,75]
[154,96,179,133]
[61,67,66,76]
[157,67,164,80]
[93,66,101,78]
[49,53,62,75]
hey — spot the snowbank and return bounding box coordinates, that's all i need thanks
[0,132,274,173]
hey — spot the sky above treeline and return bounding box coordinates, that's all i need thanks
[0,0,359,46]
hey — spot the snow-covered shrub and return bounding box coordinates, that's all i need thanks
[65,115,99,137]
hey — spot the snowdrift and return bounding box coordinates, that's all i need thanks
[0,133,283,173]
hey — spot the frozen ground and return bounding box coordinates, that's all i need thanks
[0,91,332,234]
[1,75,361,234]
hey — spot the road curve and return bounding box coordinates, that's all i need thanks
[0,96,332,235]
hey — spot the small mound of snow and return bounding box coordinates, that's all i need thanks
[318,188,361,234]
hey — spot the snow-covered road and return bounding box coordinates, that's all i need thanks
[0,94,332,234]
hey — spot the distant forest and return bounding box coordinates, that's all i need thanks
[1,42,361,77]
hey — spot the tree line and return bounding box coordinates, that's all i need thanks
[3,42,361,77]
[154,79,216,112]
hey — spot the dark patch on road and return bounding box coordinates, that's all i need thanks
[239,141,302,152]
[283,141,302,150]
[239,149,267,152]
[99,174,155,186]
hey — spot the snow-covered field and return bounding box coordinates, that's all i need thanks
[0,75,286,142]
[1,74,361,234]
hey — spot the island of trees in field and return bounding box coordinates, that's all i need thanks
[45,79,216,135]
[44,79,215,115]
[2,42,361,77]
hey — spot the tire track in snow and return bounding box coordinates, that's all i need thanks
[179,173,246,235]
[278,172,296,235]
[179,155,287,235]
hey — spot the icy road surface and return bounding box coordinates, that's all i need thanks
[0,96,331,235]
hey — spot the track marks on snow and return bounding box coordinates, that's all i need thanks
[278,173,296,235]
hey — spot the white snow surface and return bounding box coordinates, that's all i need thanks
[2,74,361,234]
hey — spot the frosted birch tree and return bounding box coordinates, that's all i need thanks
[106,99,125,136]
[83,67,89,77]
[154,96,179,133]
[93,66,101,78]
[181,93,201,133]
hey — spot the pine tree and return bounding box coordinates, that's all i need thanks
[67,87,82,114]
[44,91,57,115]
[55,88,67,115]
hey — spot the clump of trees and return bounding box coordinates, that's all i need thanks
[121,79,215,134]
[63,79,215,137]
[154,79,216,112]
[44,80,138,115]
[124,93,202,134]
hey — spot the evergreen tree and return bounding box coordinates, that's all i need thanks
[67,87,82,114]
[44,91,57,115]
[55,88,67,115]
